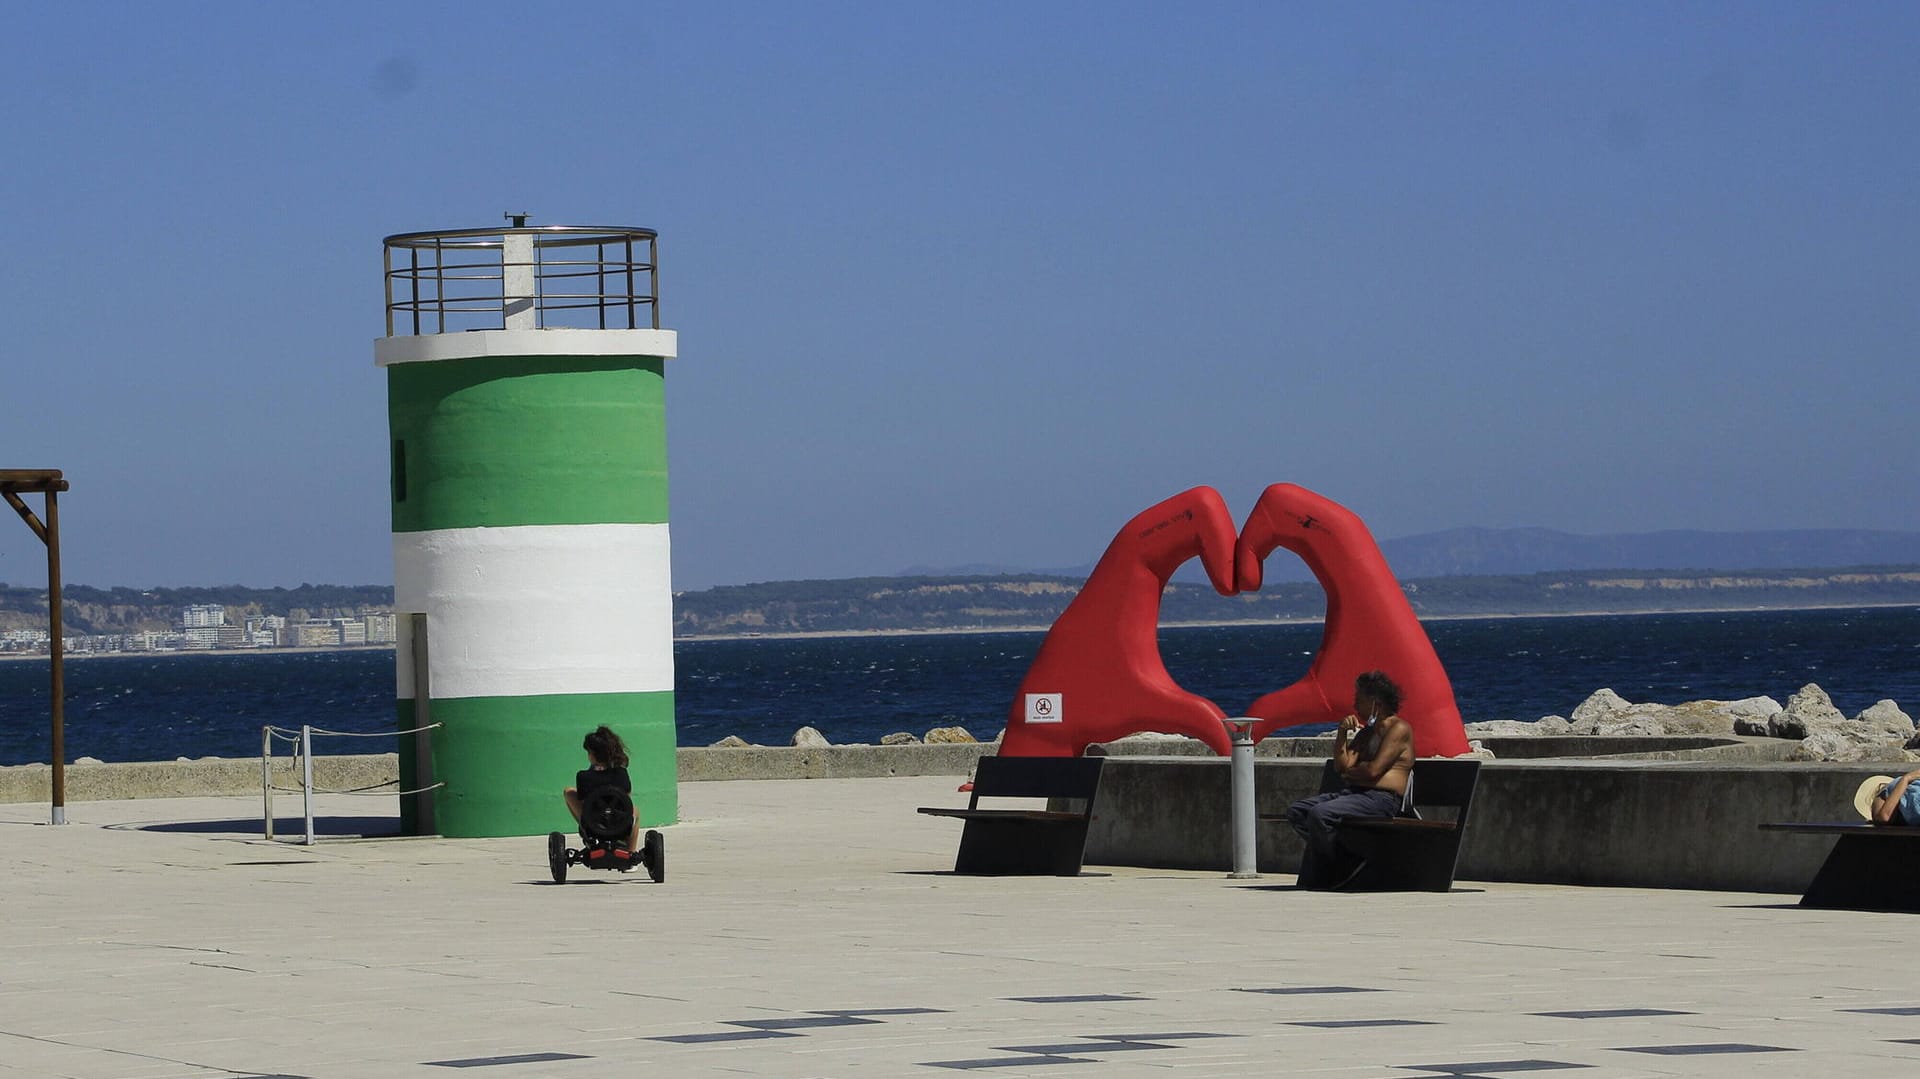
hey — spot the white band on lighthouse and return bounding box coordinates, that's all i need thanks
[375,328,678,367]
[393,522,673,701]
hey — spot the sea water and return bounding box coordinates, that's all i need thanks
[1,606,1916,766]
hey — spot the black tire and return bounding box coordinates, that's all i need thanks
[644,829,665,884]
[548,831,568,884]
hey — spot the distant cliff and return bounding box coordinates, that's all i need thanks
[1375,527,1920,580]
[951,527,1920,585]
[672,566,1920,637]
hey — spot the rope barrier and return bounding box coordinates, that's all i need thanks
[260,722,447,844]
[267,782,445,797]
[263,722,440,739]
[309,781,446,797]
[303,723,442,739]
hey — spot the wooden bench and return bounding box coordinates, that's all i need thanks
[1758,821,1920,911]
[918,755,1104,875]
[1265,758,1482,892]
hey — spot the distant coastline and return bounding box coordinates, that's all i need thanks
[6,564,1919,655]
[3,601,1917,659]
[0,644,393,664]
[670,566,1920,639]
[666,599,1920,641]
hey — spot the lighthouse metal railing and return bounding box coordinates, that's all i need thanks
[383,224,660,335]
[260,722,444,845]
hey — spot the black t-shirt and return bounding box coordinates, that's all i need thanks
[576,766,632,797]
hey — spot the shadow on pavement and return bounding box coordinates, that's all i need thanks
[1238,883,1487,894]
[894,869,1114,878]
[1720,901,1916,914]
[106,816,402,837]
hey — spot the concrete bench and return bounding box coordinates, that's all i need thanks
[918,755,1104,875]
[1758,821,1920,911]
[1266,758,1482,891]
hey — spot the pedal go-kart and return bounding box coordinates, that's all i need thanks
[548,786,665,884]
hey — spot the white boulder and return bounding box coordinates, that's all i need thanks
[1770,684,1847,739]
[1854,700,1915,741]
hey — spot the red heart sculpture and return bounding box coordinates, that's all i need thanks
[998,483,1471,758]
[1235,483,1470,757]
[999,486,1241,757]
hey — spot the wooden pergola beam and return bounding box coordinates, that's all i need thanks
[0,469,71,494]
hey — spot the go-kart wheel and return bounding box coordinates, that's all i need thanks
[643,829,665,884]
[548,831,568,884]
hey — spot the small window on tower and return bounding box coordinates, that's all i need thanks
[392,440,408,503]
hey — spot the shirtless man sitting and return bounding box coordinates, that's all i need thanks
[1286,670,1416,889]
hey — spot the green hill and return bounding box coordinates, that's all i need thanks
[4,567,1916,641]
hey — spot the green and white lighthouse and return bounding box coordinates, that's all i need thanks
[377,220,677,838]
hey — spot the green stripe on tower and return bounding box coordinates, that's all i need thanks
[387,354,668,533]
[407,691,676,838]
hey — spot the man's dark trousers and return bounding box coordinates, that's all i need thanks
[1288,787,1402,888]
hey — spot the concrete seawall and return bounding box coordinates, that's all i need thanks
[0,740,1875,895]
[0,743,999,805]
[1080,755,1881,894]
[0,734,1795,805]
[0,756,401,804]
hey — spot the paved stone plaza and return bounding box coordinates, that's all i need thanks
[2,775,1915,1077]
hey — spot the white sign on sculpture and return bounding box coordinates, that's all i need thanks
[1024,692,1063,724]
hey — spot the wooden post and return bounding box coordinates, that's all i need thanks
[1,470,71,825]
[47,486,65,825]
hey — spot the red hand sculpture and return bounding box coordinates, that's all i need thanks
[1234,483,1471,757]
[999,486,1241,757]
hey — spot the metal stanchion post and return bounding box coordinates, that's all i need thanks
[301,725,315,846]
[261,727,273,841]
[1224,717,1259,879]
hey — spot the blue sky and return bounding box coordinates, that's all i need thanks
[3,3,1916,592]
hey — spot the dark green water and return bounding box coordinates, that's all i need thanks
[2,607,1915,765]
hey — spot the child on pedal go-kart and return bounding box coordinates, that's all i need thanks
[550,725,664,883]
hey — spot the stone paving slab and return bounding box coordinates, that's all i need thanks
[2,776,1918,1077]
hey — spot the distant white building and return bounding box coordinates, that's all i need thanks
[364,611,397,644]
[2,629,49,653]
[245,615,287,648]
[290,621,341,647]
[182,604,226,629]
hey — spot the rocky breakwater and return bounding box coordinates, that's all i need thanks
[705,724,993,749]
[1464,684,1919,763]
[678,724,999,781]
